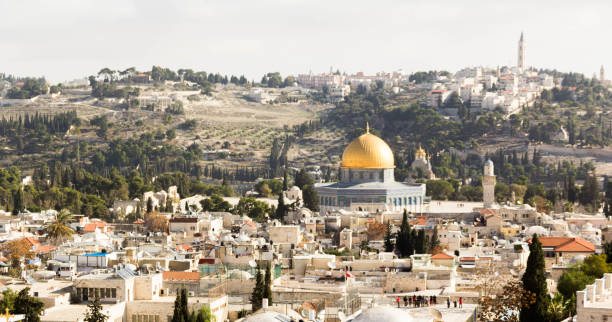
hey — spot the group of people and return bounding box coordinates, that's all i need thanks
[446,297,463,309]
[394,295,464,309]
[395,295,437,308]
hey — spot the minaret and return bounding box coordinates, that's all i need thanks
[601,65,605,82]
[483,159,496,208]
[517,32,526,71]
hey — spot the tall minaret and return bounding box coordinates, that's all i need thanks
[601,65,605,82]
[517,32,526,71]
[483,159,496,208]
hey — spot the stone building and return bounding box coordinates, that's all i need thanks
[316,124,426,213]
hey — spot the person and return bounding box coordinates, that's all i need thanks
[433,295,437,305]
[459,297,463,308]
[396,296,400,308]
[454,299,457,308]
[446,297,450,308]
[413,295,417,307]
[408,296,412,307]
[403,295,408,307]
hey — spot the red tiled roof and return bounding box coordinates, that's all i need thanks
[83,221,107,232]
[460,257,475,261]
[162,271,199,281]
[36,245,57,253]
[22,237,40,246]
[244,221,256,228]
[431,253,454,260]
[133,219,145,224]
[531,237,595,252]
[410,216,427,226]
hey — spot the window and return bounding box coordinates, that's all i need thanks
[106,288,111,298]
[111,288,117,298]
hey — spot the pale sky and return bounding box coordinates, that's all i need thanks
[0,0,610,83]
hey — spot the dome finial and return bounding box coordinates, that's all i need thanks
[366,122,370,134]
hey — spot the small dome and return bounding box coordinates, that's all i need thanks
[341,125,394,169]
[485,159,494,167]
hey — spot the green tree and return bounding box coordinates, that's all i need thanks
[83,296,108,322]
[294,169,313,189]
[146,197,153,214]
[384,222,394,252]
[426,180,455,200]
[396,210,413,257]
[251,264,264,311]
[14,287,44,322]
[263,264,272,306]
[429,225,440,251]
[0,289,16,313]
[171,289,189,322]
[302,185,319,212]
[234,197,270,222]
[275,193,287,221]
[44,209,75,245]
[520,234,550,321]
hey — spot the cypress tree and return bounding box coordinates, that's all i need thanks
[416,229,427,254]
[171,289,185,322]
[276,193,286,221]
[282,170,288,191]
[263,264,273,306]
[520,234,550,321]
[384,222,394,252]
[430,225,440,251]
[251,264,263,311]
[180,289,189,321]
[396,210,413,257]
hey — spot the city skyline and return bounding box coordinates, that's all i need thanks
[0,0,610,83]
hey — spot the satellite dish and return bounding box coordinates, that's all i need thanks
[248,260,257,268]
[429,308,443,321]
[327,262,336,269]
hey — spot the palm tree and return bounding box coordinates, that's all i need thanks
[547,293,571,321]
[45,209,75,245]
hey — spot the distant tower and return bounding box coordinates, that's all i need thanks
[601,65,605,82]
[483,159,496,208]
[517,32,526,70]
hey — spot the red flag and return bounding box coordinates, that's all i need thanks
[345,271,354,278]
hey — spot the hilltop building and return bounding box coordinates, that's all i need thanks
[410,145,436,179]
[315,124,426,213]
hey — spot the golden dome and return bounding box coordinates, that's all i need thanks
[341,124,395,169]
[415,145,426,159]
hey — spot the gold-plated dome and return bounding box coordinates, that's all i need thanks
[415,144,426,159]
[341,124,395,169]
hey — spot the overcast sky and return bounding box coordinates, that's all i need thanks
[0,0,610,83]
